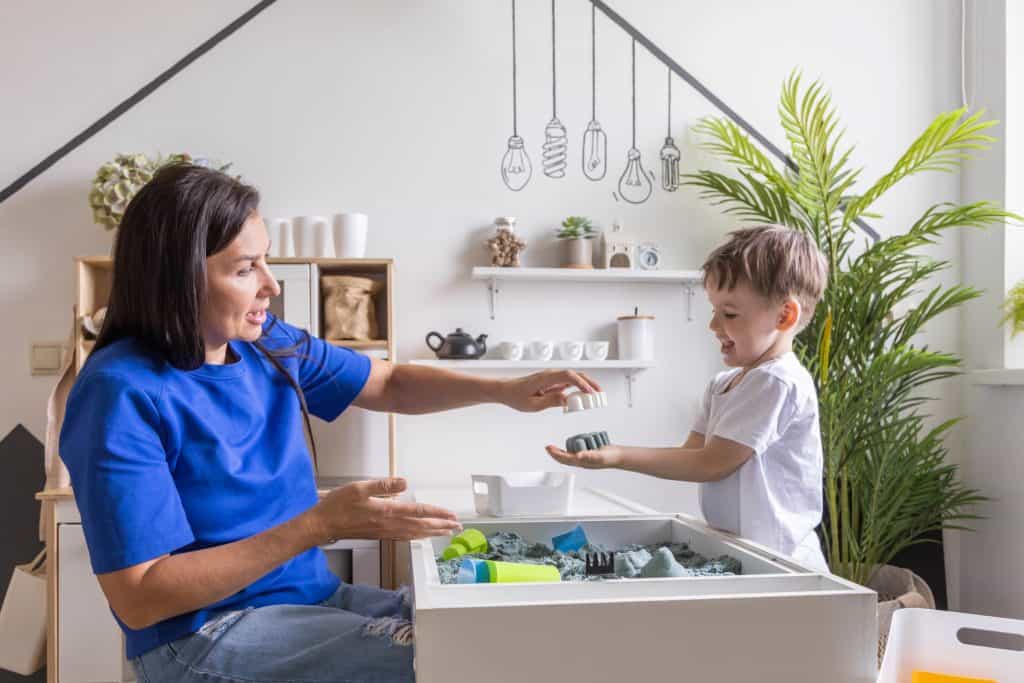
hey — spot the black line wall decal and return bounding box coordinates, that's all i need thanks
[0,0,278,206]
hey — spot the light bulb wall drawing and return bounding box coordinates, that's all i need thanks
[616,39,653,204]
[542,0,566,178]
[581,2,606,180]
[583,120,607,180]
[543,118,567,178]
[502,135,532,191]
[660,68,681,191]
[500,0,531,192]
[619,147,653,204]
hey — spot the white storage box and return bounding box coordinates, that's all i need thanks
[410,515,877,683]
[878,608,1024,682]
[471,472,573,516]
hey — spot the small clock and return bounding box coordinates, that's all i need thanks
[637,243,661,270]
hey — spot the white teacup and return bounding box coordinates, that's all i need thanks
[584,341,610,361]
[499,341,524,361]
[528,340,555,361]
[557,341,584,361]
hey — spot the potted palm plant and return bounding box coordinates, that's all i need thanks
[557,216,597,268]
[685,72,1014,614]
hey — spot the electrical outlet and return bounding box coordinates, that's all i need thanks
[30,342,64,375]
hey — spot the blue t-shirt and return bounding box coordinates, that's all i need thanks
[59,315,371,659]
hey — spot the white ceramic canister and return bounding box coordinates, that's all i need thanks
[616,313,655,360]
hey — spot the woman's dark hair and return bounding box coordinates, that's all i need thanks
[95,162,321,468]
[96,162,259,368]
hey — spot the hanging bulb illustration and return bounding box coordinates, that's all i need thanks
[542,0,566,179]
[582,120,607,180]
[581,3,606,180]
[660,68,681,191]
[660,137,681,191]
[616,40,653,205]
[502,135,532,191]
[543,117,567,178]
[500,0,531,191]
[618,147,653,204]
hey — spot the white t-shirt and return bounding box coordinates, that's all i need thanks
[692,352,828,572]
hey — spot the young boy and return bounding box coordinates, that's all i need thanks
[547,225,830,572]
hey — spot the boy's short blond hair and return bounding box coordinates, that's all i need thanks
[701,224,829,329]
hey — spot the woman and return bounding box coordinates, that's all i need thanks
[59,163,599,682]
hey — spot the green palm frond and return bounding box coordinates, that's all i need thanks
[683,170,795,225]
[843,110,997,225]
[692,117,793,193]
[778,73,860,240]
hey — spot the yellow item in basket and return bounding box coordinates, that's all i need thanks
[912,672,997,683]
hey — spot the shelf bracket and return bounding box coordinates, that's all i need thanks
[624,370,636,408]
[685,284,696,322]
[487,278,500,320]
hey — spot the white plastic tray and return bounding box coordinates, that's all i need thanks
[470,471,573,516]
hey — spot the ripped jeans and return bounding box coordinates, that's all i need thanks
[132,583,414,683]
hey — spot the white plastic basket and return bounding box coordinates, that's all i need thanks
[878,608,1024,682]
[471,472,574,516]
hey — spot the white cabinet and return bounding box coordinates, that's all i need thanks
[43,496,382,683]
[56,523,127,683]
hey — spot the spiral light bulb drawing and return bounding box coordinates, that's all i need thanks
[542,0,567,179]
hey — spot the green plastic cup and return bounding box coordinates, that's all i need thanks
[441,528,488,561]
[484,560,561,583]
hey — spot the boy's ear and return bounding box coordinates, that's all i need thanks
[777,298,801,331]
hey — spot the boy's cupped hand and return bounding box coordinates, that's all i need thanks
[545,444,621,470]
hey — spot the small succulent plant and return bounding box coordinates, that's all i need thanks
[556,215,596,239]
[88,152,233,230]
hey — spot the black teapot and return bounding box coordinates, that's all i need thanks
[426,328,488,359]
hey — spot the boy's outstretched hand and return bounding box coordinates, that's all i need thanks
[545,444,622,470]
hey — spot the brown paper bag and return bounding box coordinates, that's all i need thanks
[322,275,383,341]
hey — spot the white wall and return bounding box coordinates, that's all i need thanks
[958,0,1024,620]
[2,0,966,557]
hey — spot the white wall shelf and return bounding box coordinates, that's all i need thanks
[410,358,653,406]
[470,267,703,320]
[968,369,1024,385]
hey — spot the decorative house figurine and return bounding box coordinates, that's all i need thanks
[486,216,526,267]
[603,221,635,269]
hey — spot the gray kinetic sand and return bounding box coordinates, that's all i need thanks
[437,530,741,584]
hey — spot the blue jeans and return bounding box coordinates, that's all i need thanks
[132,583,414,683]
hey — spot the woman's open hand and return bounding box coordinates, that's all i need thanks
[312,478,462,542]
[500,370,602,412]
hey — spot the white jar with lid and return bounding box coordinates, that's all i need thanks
[617,313,655,360]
